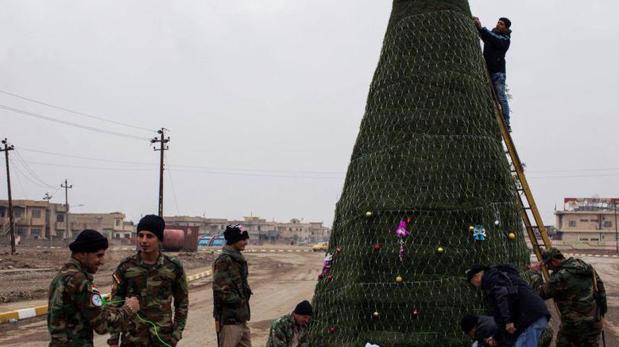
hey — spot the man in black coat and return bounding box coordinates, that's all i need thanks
[467,264,550,347]
[473,17,512,131]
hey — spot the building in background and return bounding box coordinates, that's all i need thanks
[555,197,619,244]
[0,199,67,239]
[69,212,134,239]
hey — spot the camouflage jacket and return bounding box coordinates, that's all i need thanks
[47,258,135,347]
[108,252,188,346]
[212,245,252,324]
[539,257,607,327]
[265,314,309,347]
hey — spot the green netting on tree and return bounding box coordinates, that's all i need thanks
[308,1,530,346]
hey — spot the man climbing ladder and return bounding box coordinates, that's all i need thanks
[474,16,512,131]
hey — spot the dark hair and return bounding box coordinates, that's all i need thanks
[461,314,478,334]
[499,17,512,28]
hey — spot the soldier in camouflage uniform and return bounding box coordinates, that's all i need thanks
[213,225,252,347]
[108,215,189,347]
[48,229,140,347]
[266,300,312,347]
[534,248,607,347]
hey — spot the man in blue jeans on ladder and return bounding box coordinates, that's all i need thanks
[474,16,512,132]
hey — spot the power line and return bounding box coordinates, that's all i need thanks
[20,147,154,166]
[13,150,56,188]
[0,88,153,132]
[0,104,151,141]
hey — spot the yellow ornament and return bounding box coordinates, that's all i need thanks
[365,211,373,217]
[468,225,475,231]
[437,246,445,254]
[508,232,517,240]
[395,275,403,283]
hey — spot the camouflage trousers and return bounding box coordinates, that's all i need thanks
[556,320,602,347]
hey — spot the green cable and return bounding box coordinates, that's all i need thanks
[102,297,173,347]
[136,313,174,347]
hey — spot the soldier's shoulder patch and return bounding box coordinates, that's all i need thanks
[91,293,103,307]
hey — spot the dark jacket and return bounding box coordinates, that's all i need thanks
[481,265,550,336]
[213,246,252,324]
[479,27,511,74]
[474,315,514,347]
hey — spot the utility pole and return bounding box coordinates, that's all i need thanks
[43,192,52,247]
[151,128,169,217]
[61,179,72,239]
[1,139,16,255]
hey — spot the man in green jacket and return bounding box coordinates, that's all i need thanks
[533,248,607,347]
[47,229,140,347]
[108,215,189,347]
[266,300,312,347]
[213,225,252,347]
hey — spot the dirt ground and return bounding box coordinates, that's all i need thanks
[0,247,617,346]
[0,247,216,304]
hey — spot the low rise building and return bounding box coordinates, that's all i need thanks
[0,199,67,239]
[555,197,619,245]
[69,212,134,240]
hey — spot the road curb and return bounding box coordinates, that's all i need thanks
[0,269,212,324]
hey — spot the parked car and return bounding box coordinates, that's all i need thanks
[312,241,328,252]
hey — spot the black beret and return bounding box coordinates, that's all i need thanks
[69,229,109,253]
[137,215,165,241]
[294,300,313,316]
[224,225,249,245]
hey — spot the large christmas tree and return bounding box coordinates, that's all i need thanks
[309,1,530,346]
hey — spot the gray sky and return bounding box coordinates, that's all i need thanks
[1,0,618,227]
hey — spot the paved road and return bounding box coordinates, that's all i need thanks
[0,251,322,347]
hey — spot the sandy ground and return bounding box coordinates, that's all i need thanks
[0,248,617,346]
[0,250,323,347]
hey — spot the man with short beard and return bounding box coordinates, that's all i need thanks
[48,229,140,346]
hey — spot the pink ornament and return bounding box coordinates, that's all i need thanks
[395,219,411,262]
[395,219,411,238]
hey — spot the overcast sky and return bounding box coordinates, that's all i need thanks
[1,0,618,227]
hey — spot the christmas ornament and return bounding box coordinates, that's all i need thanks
[436,246,445,254]
[395,275,403,283]
[395,219,411,262]
[336,246,343,254]
[412,308,420,316]
[372,311,380,319]
[372,243,383,251]
[508,232,516,240]
[494,220,500,226]
[320,253,333,277]
[365,211,373,218]
[472,225,487,241]
[328,326,337,334]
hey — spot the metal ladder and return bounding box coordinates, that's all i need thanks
[488,82,554,279]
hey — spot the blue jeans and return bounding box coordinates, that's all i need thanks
[491,72,510,128]
[514,317,548,347]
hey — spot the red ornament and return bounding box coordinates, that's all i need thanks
[327,275,334,282]
[407,217,412,223]
[318,273,324,280]
[328,326,337,334]
[372,243,383,251]
[336,246,342,253]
